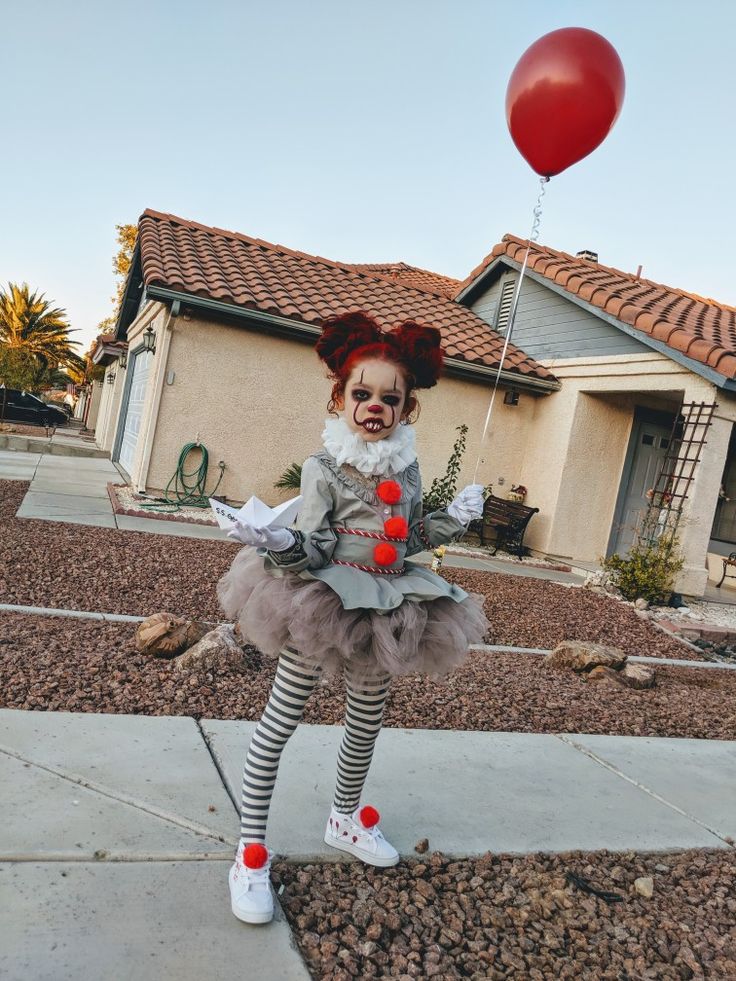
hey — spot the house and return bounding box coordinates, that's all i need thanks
[95,208,557,518]
[98,209,736,596]
[455,235,736,594]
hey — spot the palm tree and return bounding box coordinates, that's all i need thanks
[0,282,84,389]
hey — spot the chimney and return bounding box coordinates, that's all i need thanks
[635,265,643,279]
[576,249,598,262]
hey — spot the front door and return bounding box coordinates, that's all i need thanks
[611,417,674,555]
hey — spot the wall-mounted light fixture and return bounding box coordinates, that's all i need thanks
[107,371,116,385]
[119,350,128,369]
[503,389,520,406]
[142,325,157,355]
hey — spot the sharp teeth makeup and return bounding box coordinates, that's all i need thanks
[341,360,406,441]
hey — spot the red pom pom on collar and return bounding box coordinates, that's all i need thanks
[359,805,380,829]
[376,480,402,505]
[242,842,269,869]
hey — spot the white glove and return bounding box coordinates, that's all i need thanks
[227,520,296,551]
[447,484,485,524]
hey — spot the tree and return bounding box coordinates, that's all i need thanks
[95,222,138,334]
[0,283,84,391]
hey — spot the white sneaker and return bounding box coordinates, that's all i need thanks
[324,804,399,867]
[228,841,274,924]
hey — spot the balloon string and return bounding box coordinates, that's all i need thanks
[471,176,550,486]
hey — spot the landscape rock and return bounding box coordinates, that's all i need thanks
[586,665,628,687]
[634,876,654,898]
[544,641,627,673]
[635,598,650,610]
[135,612,210,658]
[174,624,247,672]
[583,569,623,598]
[621,663,656,689]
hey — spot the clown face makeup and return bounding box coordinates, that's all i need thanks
[337,358,408,442]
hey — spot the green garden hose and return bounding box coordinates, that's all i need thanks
[140,442,225,513]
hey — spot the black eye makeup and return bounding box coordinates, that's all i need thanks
[352,388,402,405]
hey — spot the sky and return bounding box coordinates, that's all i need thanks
[2,0,734,354]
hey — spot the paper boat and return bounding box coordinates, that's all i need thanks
[209,494,303,532]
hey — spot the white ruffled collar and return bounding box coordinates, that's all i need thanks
[321,415,417,476]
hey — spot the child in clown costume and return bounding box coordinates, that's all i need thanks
[218,311,489,924]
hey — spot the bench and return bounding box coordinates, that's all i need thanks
[468,494,539,558]
[716,552,736,588]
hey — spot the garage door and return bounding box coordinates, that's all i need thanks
[118,350,153,475]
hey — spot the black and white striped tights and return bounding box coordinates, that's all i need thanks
[240,647,390,844]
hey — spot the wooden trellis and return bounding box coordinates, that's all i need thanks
[637,401,717,547]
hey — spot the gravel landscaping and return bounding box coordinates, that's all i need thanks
[2,613,733,739]
[0,479,703,663]
[271,848,736,980]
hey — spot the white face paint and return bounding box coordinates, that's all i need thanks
[337,358,408,442]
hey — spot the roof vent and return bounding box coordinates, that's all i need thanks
[576,249,598,262]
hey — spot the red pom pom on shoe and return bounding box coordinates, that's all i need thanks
[242,843,269,869]
[359,806,380,829]
[374,542,398,566]
[376,480,402,505]
[384,516,409,539]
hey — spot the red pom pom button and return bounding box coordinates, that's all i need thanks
[374,542,398,566]
[359,805,380,829]
[384,516,408,539]
[242,843,269,869]
[376,480,402,505]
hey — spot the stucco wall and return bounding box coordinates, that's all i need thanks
[518,353,719,571]
[143,312,539,505]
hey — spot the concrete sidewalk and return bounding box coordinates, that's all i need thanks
[1,707,734,980]
[0,449,231,541]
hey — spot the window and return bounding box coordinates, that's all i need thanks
[642,434,654,445]
[495,278,516,334]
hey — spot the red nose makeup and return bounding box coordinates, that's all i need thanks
[368,405,382,413]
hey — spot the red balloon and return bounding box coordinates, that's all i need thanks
[506,27,625,177]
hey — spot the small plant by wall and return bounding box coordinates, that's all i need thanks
[602,534,684,605]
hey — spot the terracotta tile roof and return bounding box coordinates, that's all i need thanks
[345,262,461,298]
[458,234,736,381]
[137,210,556,383]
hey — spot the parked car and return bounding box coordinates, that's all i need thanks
[0,388,68,427]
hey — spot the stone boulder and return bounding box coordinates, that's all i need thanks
[543,641,628,673]
[586,665,629,687]
[586,663,656,690]
[173,624,246,673]
[135,613,211,658]
[620,663,656,689]
[582,569,623,598]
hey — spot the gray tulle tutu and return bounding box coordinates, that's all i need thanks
[217,546,490,683]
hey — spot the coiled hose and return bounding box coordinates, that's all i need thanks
[140,442,225,513]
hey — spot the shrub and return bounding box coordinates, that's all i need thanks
[423,425,468,513]
[602,534,684,605]
[275,463,302,491]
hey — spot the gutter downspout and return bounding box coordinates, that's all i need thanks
[134,300,179,493]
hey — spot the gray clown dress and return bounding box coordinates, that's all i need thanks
[217,441,490,683]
